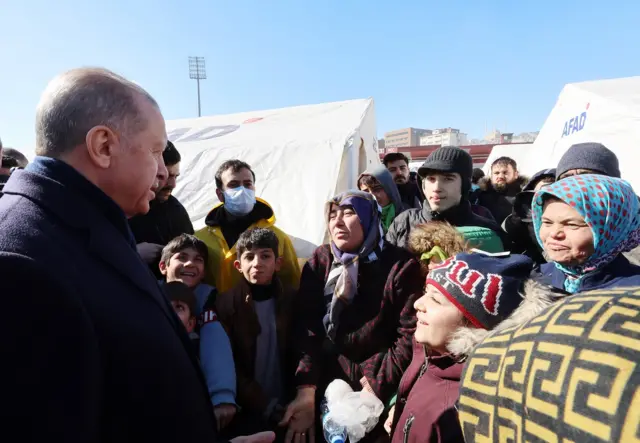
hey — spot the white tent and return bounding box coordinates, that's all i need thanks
[524,76,640,189]
[482,143,534,175]
[167,98,378,258]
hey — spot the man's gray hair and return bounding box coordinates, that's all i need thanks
[35,68,159,157]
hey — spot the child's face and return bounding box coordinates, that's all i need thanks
[160,247,205,288]
[413,284,465,352]
[235,247,281,285]
[170,300,196,334]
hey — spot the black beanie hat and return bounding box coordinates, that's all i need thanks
[418,146,473,195]
[556,142,620,179]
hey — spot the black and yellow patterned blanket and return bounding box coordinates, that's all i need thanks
[458,287,640,442]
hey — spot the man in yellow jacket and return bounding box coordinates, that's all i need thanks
[196,160,300,293]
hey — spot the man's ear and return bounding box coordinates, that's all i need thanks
[159,260,168,275]
[85,125,118,169]
[274,256,283,272]
[234,259,243,273]
[216,188,225,203]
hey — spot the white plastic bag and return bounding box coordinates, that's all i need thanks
[324,380,385,443]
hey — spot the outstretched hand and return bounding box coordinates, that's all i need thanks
[279,387,316,443]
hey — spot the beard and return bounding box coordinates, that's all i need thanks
[394,175,408,184]
[493,182,508,192]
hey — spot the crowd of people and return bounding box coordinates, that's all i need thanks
[1,67,638,443]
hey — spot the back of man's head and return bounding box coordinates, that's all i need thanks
[35,68,159,158]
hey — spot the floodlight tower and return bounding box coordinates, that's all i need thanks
[188,56,207,117]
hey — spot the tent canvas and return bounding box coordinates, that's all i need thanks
[167,98,378,258]
[524,76,640,189]
[482,143,534,175]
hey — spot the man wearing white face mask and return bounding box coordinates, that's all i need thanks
[195,160,301,293]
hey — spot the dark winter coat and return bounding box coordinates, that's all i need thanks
[293,243,423,404]
[129,195,194,277]
[397,180,423,210]
[129,195,194,245]
[0,158,219,442]
[390,342,465,443]
[386,200,507,250]
[472,176,527,225]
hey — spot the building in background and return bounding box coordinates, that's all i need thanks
[419,128,468,147]
[377,139,385,150]
[378,144,494,168]
[384,127,431,149]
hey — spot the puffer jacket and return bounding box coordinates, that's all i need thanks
[386,200,506,250]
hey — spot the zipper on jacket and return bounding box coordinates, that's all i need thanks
[403,414,415,443]
[418,362,428,378]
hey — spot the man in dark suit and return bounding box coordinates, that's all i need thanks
[0,68,273,443]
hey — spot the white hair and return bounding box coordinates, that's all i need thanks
[35,67,159,157]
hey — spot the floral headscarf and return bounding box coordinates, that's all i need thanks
[323,191,384,341]
[532,174,640,293]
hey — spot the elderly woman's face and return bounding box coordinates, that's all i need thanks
[328,204,365,253]
[414,284,465,352]
[539,198,595,266]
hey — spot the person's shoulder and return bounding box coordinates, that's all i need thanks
[167,195,189,211]
[380,242,420,272]
[0,251,71,299]
[476,177,494,193]
[467,211,502,232]
[265,224,291,240]
[304,244,332,270]
[0,195,57,255]
[390,207,421,230]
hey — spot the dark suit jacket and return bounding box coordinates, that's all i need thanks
[0,158,218,442]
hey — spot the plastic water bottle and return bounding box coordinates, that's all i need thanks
[321,400,348,443]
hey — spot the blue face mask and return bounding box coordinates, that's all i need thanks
[223,186,256,216]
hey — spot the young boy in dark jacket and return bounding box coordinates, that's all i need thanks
[214,228,297,437]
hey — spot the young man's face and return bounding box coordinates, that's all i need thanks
[422,172,462,212]
[216,167,255,202]
[491,163,518,190]
[235,247,282,285]
[170,300,196,334]
[160,247,205,288]
[359,181,391,207]
[155,162,180,203]
[386,160,410,184]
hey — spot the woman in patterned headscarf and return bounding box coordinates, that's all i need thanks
[281,191,423,443]
[532,174,640,293]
